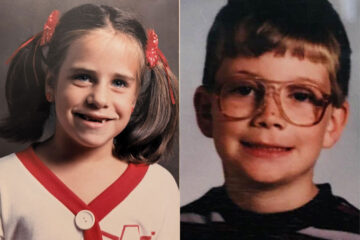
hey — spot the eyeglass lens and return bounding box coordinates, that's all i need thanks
[219,79,328,125]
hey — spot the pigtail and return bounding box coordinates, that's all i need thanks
[115,62,178,164]
[0,34,50,142]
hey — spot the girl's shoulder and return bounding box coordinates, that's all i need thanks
[147,163,175,177]
[145,164,178,186]
[0,151,17,162]
[0,149,33,190]
[0,151,23,176]
[135,163,179,197]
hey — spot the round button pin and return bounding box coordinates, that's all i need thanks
[75,210,95,230]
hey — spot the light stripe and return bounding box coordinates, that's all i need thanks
[298,227,360,240]
[210,212,225,222]
[181,213,207,224]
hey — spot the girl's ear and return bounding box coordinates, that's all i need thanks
[194,86,213,138]
[322,101,349,148]
[45,72,55,102]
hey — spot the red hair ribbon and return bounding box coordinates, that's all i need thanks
[146,29,176,105]
[40,10,60,46]
[6,10,60,64]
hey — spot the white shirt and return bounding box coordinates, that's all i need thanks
[0,148,179,240]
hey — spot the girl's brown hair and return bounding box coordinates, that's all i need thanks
[1,4,178,164]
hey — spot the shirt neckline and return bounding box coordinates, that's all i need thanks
[16,147,149,239]
[212,184,333,231]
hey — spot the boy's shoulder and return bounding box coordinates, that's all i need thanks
[181,184,360,240]
[313,184,360,234]
[181,186,226,219]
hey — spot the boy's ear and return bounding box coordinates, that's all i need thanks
[194,86,213,138]
[322,101,349,148]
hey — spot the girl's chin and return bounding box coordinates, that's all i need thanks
[79,139,114,149]
[63,134,115,150]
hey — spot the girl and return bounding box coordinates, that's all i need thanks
[0,4,178,240]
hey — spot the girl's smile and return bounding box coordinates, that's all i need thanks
[48,29,141,148]
[73,111,114,129]
[72,110,118,129]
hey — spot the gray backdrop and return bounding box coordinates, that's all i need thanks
[0,0,179,182]
[180,0,360,208]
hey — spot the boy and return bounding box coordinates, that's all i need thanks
[181,0,360,239]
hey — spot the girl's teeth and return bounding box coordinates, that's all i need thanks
[77,113,106,123]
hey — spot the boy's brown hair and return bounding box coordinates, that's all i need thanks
[203,0,351,107]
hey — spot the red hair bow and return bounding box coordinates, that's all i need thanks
[6,10,60,64]
[146,30,159,68]
[40,10,60,46]
[146,29,175,105]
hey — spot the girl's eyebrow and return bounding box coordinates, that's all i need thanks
[69,67,136,82]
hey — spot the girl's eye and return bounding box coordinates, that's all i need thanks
[112,79,128,88]
[74,74,91,82]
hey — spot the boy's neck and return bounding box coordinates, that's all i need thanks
[224,173,319,214]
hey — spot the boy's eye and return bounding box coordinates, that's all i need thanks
[224,81,258,97]
[286,84,325,104]
[112,79,128,88]
[293,92,311,102]
[288,90,324,106]
[233,86,254,96]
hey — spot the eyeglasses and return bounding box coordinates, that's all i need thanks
[213,76,333,126]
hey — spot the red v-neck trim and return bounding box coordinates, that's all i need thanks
[16,147,149,240]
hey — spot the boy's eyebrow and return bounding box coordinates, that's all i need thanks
[236,70,327,86]
[236,70,261,78]
[69,67,136,82]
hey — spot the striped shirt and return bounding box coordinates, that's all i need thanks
[181,184,360,240]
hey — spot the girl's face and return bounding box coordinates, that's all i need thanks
[48,29,141,149]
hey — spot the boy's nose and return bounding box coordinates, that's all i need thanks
[86,84,109,109]
[251,94,286,129]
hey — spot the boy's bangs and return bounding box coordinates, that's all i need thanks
[277,39,343,106]
[228,24,343,106]
[231,21,340,67]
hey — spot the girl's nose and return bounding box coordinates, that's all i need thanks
[251,93,286,129]
[86,85,109,109]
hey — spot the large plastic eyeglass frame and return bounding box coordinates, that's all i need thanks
[210,77,334,127]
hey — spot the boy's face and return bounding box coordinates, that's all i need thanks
[195,52,348,185]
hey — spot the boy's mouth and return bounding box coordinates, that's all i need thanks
[241,141,294,152]
[74,112,113,123]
